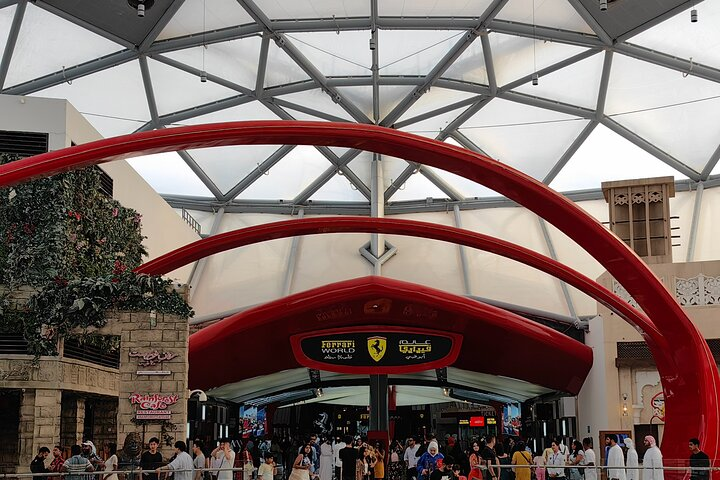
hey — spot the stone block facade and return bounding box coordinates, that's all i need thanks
[0,309,189,470]
[112,312,188,458]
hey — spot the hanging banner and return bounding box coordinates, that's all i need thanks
[291,326,462,374]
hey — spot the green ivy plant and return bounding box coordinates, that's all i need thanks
[0,152,193,356]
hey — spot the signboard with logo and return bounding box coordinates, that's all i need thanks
[470,416,485,427]
[129,393,179,421]
[291,326,462,374]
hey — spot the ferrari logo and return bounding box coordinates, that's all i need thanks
[367,336,387,362]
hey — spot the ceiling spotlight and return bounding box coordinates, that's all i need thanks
[316,388,324,397]
[200,71,208,83]
[128,0,155,18]
[599,0,608,11]
[442,387,450,397]
[691,8,698,23]
[532,73,539,86]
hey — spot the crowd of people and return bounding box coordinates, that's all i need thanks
[27,433,712,480]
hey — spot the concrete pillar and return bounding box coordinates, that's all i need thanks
[17,389,62,472]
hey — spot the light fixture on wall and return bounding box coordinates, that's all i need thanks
[443,387,450,397]
[691,7,698,23]
[599,0,608,11]
[622,393,628,416]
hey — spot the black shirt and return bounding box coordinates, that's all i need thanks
[141,451,164,480]
[339,447,358,479]
[689,451,710,480]
[31,456,49,475]
[430,469,455,480]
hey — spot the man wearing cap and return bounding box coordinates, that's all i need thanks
[642,436,663,480]
[82,440,105,471]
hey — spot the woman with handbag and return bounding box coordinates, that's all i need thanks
[511,443,532,480]
[289,445,314,480]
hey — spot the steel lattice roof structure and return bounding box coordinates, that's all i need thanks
[2,0,719,216]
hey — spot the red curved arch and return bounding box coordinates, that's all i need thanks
[135,216,666,347]
[2,121,716,460]
[188,275,594,395]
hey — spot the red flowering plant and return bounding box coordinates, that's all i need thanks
[0,153,192,356]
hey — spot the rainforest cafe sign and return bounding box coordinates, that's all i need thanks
[129,393,179,410]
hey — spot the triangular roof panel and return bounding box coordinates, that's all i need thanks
[631,2,720,69]
[443,39,489,86]
[490,32,589,88]
[157,0,254,41]
[549,123,687,192]
[263,40,312,88]
[236,145,332,200]
[161,36,263,90]
[6,3,122,88]
[514,50,604,110]
[148,58,241,116]
[379,0,493,16]
[0,5,16,58]
[30,60,151,136]
[255,0,370,20]
[458,98,590,181]
[187,144,282,195]
[497,0,594,34]
[379,30,465,77]
[127,152,214,196]
[286,31,371,77]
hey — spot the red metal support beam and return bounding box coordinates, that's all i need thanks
[1,121,717,461]
[135,216,666,348]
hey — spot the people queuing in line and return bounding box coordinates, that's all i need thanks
[25,429,712,480]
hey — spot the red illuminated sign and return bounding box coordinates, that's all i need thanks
[470,416,485,427]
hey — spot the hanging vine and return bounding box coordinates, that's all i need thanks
[0,152,193,356]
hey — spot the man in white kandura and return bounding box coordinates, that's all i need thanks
[605,435,626,480]
[642,436,664,480]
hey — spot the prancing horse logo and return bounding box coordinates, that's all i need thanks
[367,336,387,362]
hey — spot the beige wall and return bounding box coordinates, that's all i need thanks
[591,260,720,443]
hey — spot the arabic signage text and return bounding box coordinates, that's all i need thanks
[129,350,178,367]
[291,327,461,374]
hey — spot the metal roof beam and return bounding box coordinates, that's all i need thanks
[292,149,365,204]
[161,174,720,215]
[255,34,270,98]
[601,117,702,181]
[701,144,720,180]
[498,91,595,119]
[138,0,187,52]
[261,101,371,199]
[222,145,296,202]
[538,218,577,318]
[500,48,601,92]
[393,95,484,129]
[449,130,490,156]
[616,1,700,44]
[565,0,613,45]
[0,1,20,7]
[614,43,720,84]
[488,19,605,48]
[152,94,256,128]
[0,0,25,90]
[2,49,138,95]
[480,32,498,96]
[148,25,263,54]
[268,97,350,123]
[176,150,225,200]
[542,120,598,185]
[381,0,508,127]
[236,0,372,124]
[595,50,613,119]
[138,56,160,126]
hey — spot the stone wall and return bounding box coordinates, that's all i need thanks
[113,312,188,458]
[17,389,62,471]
